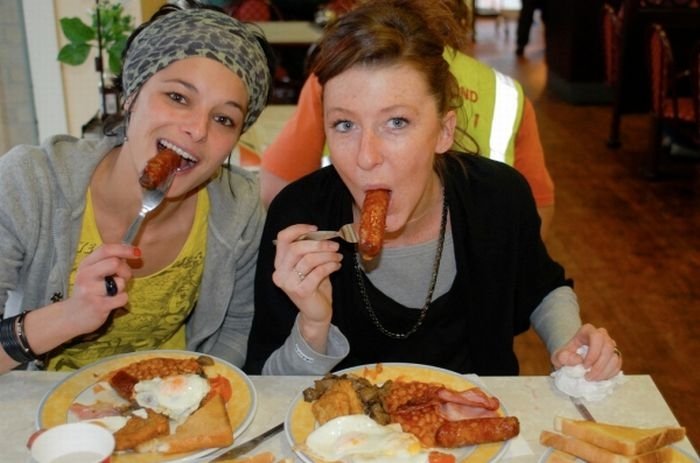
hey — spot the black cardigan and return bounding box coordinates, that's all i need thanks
[244,153,570,375]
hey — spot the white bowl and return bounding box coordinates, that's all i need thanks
[30,422,114,463]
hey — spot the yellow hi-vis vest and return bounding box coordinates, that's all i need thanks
[445,48,525,166]
[321,49,524,167]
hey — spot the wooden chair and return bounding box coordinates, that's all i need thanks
[602,3,624,147]
[693,42,700,145]
[602,4,623,90]
[604,0,700,157]
[647,23,700,177]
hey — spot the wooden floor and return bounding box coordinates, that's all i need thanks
[469,16,700,448]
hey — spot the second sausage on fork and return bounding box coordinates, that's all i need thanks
[358,189,390,260]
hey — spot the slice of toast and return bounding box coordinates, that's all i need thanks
[547,449,579,463]
[541,430,675,463]
[554,416,686,456]
[138,394,233,455]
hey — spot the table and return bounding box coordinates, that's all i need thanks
[1,372,697,462]
[253,21,322,46]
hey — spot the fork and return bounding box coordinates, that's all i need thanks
[272,223,358,245]
[122,170,176,244]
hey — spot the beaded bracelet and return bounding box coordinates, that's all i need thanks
[0,313,37,363]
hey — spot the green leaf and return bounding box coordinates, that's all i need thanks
[57,1,134,73]
[107,48,123,75]
[57,43,92,66]
[59,17,95,43]
[111,36,128,56]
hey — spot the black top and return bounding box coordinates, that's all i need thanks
[244,153,570,375]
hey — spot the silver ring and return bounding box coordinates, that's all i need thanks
[295,270,306,282]
[105,276,118,297]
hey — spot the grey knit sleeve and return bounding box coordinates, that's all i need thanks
[530,286,582,355]
[261,314,350,375]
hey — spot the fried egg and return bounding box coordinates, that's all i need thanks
[305,414,452,463]
[133,374,210,425]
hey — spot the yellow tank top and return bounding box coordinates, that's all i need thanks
[47,189,209,371]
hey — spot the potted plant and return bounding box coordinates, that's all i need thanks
[57,0,134,118]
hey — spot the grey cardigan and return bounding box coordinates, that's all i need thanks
[0,135,264,368]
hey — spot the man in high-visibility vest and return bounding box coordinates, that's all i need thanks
[260,50,554,238]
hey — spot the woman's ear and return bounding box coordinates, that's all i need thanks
[122,93,137,113]
[121,94,137,142]
[435,110,456,154]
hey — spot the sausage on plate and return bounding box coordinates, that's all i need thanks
[435,416,520,447]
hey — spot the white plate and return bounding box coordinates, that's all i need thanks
[37,350,257,463]
[538,444,699,462]
[284,362,512,463]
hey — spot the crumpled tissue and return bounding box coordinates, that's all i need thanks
[551,345,625,401]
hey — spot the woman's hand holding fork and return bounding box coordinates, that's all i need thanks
[67,244,139,336]
[272,224,344,353]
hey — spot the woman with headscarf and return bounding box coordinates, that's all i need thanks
[0,2,274,373]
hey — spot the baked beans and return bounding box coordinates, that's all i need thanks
[383,381,443,412]
[392,405,444,447]
[119,357,202,381]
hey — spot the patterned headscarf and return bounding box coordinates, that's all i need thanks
[122,8,271,131]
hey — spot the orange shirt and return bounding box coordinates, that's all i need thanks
[513,98,554,207]
[262,74,554,207]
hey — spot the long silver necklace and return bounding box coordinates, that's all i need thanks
[353,191,448,339]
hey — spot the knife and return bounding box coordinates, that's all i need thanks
[569,395,596,422]
[210,422,284,462]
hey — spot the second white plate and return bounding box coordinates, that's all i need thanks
[284,362,512,463]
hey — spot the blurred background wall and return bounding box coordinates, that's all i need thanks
[0,0,37,154]
[0,0,152,153]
